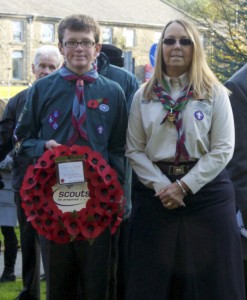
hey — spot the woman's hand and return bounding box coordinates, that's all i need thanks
[155,181,187,209]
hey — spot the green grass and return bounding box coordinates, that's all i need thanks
[0,278,46,299]
[0,227,46,299]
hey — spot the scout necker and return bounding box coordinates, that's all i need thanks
[15,14,128,300]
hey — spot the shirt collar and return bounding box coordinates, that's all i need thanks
[164,73,190,91]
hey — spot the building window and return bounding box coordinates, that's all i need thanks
[42,23,55,42]
[13,21,23,42]
[12,51,23,80]
[102,28,113,44]
[123,28,135,47]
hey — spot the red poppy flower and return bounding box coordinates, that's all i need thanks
[39,215,57,233]
[96,159,108,174]
[90,174,105,187]
[84,199,103,219]
[34,167,54,185]
[53,145,69,157]
[30,195,43,210]
[46,174,57,187]
[21,166,38,189]
[36,150,55,169]
[108,181,123,196]
[31,217,47,234]
[95,186,110,203]
[42,200,61,219]
[87,151,104,168]
[20,188,34,202]
[63,212,83,237]
[104,202,120,216]
[102,98,108,104]
[80,221,104,239]
[26,210,38,222]
[69,145,91,157]
[51,222,70,244]
[84,163,97,178]
[21,200,34,215]
[99,214,111,228]
[92,197,109,216]
[84,199,100,219]
[87,99,99,109]
[101,167,117,185]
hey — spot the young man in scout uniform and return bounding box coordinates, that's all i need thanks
[15,14,128,300]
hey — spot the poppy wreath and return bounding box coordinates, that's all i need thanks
[20,145,124,244]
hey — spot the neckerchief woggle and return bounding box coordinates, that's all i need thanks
[154,78,194,165]
[59,64,98,145]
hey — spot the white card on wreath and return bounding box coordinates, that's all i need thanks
[57,160,85,184]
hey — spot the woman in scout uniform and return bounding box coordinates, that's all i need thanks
[125,19,245,300]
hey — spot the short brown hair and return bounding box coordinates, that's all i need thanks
[58,14,101,44]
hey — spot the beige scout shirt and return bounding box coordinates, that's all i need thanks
[126,74,235,195]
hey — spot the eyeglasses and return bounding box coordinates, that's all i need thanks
[162,38,193,46]
[63,40,95,48]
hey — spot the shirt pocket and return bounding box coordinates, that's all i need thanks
[184,100,213,137]
[88,108,111,146]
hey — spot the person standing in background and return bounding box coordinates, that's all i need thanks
[225,64,247,298]
[0,45,62,300]
[0,154,18,283]
[97,44,139,300]
[126,19,245,300]
[0,99,18,283]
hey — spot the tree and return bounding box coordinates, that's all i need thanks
[167,0,247,82]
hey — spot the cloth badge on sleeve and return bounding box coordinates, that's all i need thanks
[48,110,60,130]
[97,125,104,134]
[194,111,204,120]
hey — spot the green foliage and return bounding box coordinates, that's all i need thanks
[168,0,247,82]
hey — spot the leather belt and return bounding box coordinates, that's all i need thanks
[155,161,196,176]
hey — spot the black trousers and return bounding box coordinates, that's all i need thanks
[126,170,245,300]
[0,226,18,275]
[15,192,40,300]
[44,228,112,300]
[115,220,130,300]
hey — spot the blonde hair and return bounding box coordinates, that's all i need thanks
[144,19,223,100]
[0,99,7,119]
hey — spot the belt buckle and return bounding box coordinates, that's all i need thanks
[169,165,185,175]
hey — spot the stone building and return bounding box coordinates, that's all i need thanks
[0,0,194,90]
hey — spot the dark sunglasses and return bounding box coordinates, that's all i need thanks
[162,38,193,46]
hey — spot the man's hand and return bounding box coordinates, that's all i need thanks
[45,140,61,150]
